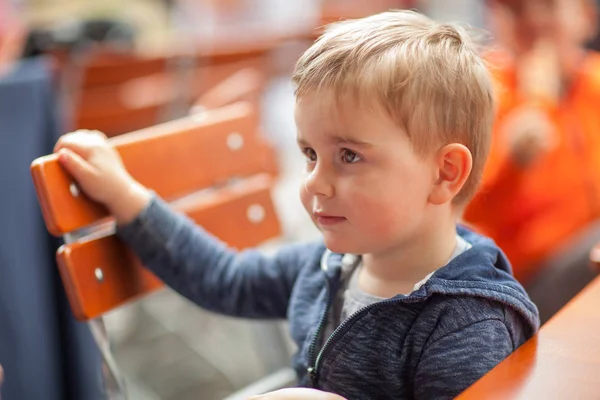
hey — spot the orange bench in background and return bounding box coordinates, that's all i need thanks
[64,40,276,137]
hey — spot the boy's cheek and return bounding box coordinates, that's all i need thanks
[299,185,312,212]
[349,197,402,230]
[354,193,423,229]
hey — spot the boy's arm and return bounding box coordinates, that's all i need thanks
[117,195,318,319]
[53,130,315,319]
[413,318,513,399]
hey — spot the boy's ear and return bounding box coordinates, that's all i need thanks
[429,144,473,205]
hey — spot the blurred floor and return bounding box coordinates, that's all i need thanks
[103,72,319,400]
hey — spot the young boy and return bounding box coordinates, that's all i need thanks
[54,10,539,400]
[464,0,600,322]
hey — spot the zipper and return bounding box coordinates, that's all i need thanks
[307,275,331,385]
[306,292,409,387]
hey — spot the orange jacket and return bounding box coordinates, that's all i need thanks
[464,51,600,284]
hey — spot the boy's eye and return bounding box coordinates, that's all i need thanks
[303,148,317,162]
[341,149,361,163]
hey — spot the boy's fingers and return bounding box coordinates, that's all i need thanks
[90,130,107,139]
[53,134,70,153]
[55,139,91,160]
[58,149,96,184]
[54,130,85,153]
[54,130,106,155]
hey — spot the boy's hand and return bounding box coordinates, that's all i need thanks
[502,106,557,168]
[54,130,151,224]
[517,39,561,103]
[509,40,560,168]
[249,388,346,400]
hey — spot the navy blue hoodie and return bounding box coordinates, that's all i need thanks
[118,197,539,399]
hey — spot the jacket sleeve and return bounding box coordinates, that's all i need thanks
[117,195,320,319]
[413,318,513,400]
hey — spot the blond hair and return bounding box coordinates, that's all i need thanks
[292,10,495,203]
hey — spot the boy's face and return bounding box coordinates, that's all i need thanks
[295,93,436,255]
[490,0,595,55]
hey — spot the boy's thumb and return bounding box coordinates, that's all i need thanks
[58,149,95,184]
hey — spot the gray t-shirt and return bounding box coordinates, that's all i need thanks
[325,235,472,338]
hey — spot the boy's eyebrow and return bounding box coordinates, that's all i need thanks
[331,135,373,147]
[296,135,373,147]
[297,137,309,146]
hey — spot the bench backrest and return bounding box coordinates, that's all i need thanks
[72,41,273,136]
[31,102,281,321]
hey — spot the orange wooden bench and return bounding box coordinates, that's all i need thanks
[69,41,275,137]
[192,67,266,113]
[458,271,600,399]
[75,57,269,138]
[30,101,281,397]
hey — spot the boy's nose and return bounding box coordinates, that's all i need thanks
[304,166,335,198]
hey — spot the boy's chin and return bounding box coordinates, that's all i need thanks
[322,236,362,255]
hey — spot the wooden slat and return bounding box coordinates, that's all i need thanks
[81,53,170,88]
[457,276,600,399]
[31,102,275,236]
[71,44,273,136]
[194,67,266,111]
[76,103,164,137]
[76,72,178,121]
[194,39,275,67]
[191,56,268,96]
[57,174,281,321]
[74,57,268,136]
[79,40,274,89]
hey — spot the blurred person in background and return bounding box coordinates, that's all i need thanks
[169,0,322,48]
[463,0,600,323]
[419,0,486,29]
[169,0,418,48]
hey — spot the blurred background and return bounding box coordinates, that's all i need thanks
[1,0,600,399]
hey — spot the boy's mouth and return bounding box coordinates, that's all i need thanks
[313,211,346,226]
